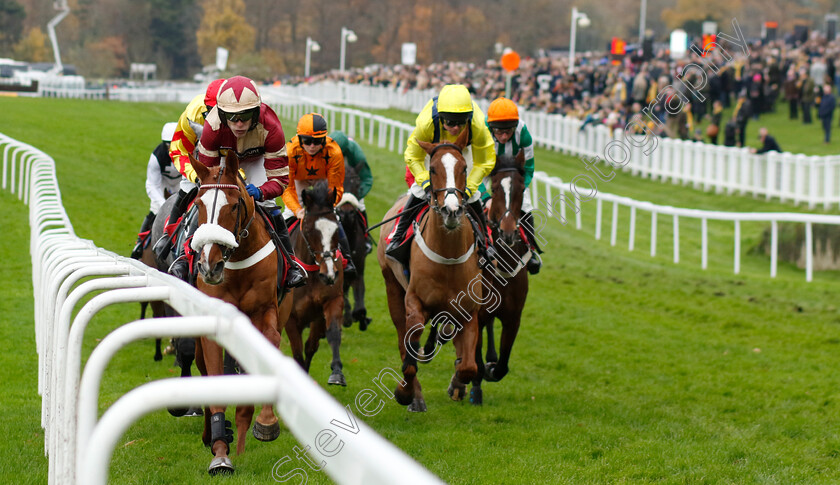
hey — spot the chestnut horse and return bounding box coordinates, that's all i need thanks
[470,150,530,405]
[376,127,481,412]
[190,151,288,475]
[281,181,347,386]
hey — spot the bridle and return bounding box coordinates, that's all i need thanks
[197,165,257,262]
[298,209,342,269]
[428,143,468,215]
[487,165,525,240]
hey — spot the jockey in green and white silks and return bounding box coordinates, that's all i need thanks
[481,97,542,274]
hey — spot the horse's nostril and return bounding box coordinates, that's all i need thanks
[213,260,224,274]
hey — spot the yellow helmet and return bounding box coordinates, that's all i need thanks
[437,84,473,123]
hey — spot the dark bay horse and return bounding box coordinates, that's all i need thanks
[189,151,287,475]
[281,181,348,386]
[470,150,531,405]
[376,127,481,412]
[337,161,371,330]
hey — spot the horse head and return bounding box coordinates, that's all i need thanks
[190,151,252,285]
[301,181,342,286]
[416,126,469,230]
[488,149,526,246]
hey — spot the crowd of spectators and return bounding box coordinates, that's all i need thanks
[289,31,840,149]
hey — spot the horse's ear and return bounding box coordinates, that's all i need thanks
[191,155,209,182]
[454,123,470,150]
[515,149,526,171]
[301,186,310,209]
[416,140,436,155]
[225,149,240,175]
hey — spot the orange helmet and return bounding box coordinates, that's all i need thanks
[487,97,519,129]
[204,78,226,108]
[297,113,328,139]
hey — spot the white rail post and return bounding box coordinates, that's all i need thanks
[734,220,741,274]
[595,198,603,240]
[610,201,618,246]
[805,221,813,282]
[650,211,657,257]
[628,206,636,251]
[770,220,778,278]
[673,214,679,263]
[701,218,708,270]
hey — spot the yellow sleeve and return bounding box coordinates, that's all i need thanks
[281,142,302,213]
[466,104,496,195]
[169,94,206,183]
[404,99,435,189]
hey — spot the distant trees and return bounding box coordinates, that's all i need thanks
[0,0,25,54]
[13,27,48,62]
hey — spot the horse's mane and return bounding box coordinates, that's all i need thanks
[494,154,518,172]
[303,180,333,209]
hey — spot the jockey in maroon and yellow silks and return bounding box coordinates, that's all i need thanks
[282,133,345,216]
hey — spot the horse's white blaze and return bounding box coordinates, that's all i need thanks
[441,152,460,212]
[191,190,236,260]
[501,177,512,210]
[316,218,338,278]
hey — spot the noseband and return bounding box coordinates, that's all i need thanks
[198,167,256,262]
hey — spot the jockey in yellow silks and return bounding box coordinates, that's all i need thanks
[385,84,497,265]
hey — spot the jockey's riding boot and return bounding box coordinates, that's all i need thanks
[337,224,357,281]
[169,210,197,282]
[153,188,191,260]
[385,193,425,264]
[131,211,156,259]
[468,199,496,266]
[520,211,543,275]
[270,211,307,288]
[362,209,373,255]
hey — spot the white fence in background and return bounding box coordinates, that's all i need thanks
[270,95,840,282]
[529,171,840,282]
[0,132,442,485]
[284,81,840,210]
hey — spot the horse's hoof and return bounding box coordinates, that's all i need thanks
[168,407,188,417]
[469,387,483,405]
[252,421,281,442]
[407,398,427,412]
[184,406,203,417]
[448,374,466,401]
[342,318,353,328]
[153,352,163,362]
[359,317,372,331]
[327,372,347,386]
[484,362,505,382]
[208,456,234,475]
[394,388,413,406]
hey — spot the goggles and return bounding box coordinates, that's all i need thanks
[301,136,325,146]
[225,109,257,123]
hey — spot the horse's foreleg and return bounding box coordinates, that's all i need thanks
[486,313,522,383]
[304,319,324,373]
[342,286,353,328]
[351,270,371,330]
[252,308,281,442]
[284,316,306,369]
[234,405,255,455]
[199,337,233,472]
[449,313,479,402]
[400,291,427,411]
[325,298,346,386]
[470,324,485,405]
[485,319,498,364]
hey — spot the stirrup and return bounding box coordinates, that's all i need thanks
[285,261,307,288]
[152,235,172,260]
[527,251,542,275]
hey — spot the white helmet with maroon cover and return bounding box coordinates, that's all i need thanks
[216,76,261,113]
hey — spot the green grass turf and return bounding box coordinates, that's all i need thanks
[3,96,840,484]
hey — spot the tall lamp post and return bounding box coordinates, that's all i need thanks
[340,27,357,72]
[305,36,321,78]
[568,7,591,74]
